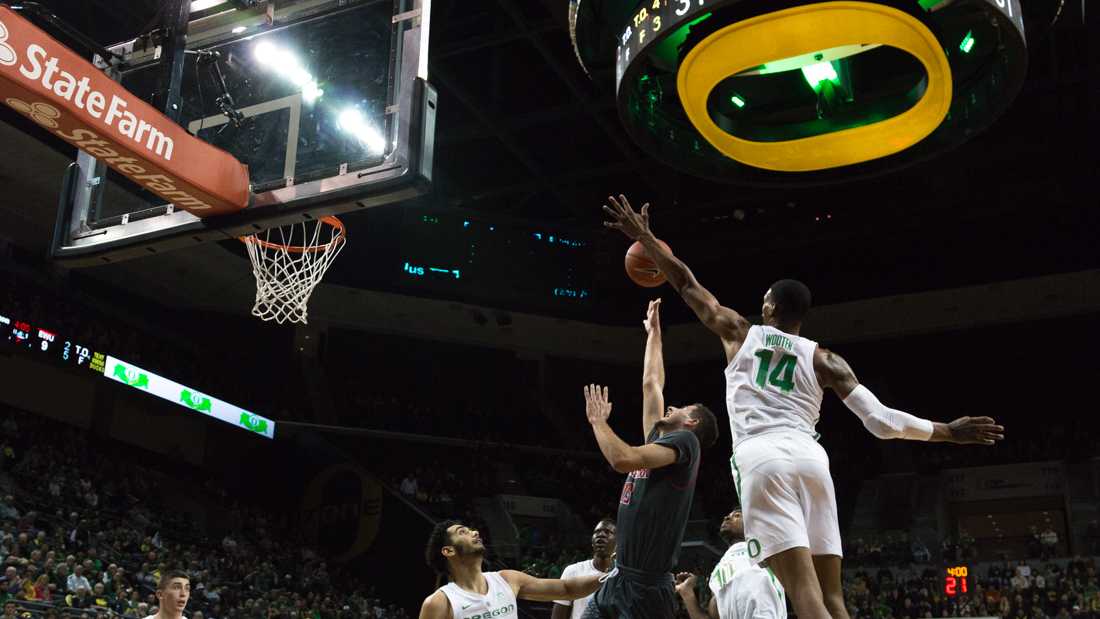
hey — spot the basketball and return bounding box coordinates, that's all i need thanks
[625,240,671,288]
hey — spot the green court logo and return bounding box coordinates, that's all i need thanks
[239,412,269,435]
[112,363,148,388]
[180,389,212,413]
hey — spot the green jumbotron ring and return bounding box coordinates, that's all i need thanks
[570,0,1027,185]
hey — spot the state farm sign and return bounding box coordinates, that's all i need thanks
[0,6,249,216]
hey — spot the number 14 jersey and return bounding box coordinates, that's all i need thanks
[725,325,823,449]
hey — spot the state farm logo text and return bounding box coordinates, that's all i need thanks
[17,42,174,160]
[0,14,217,212]
[0,21,16,67]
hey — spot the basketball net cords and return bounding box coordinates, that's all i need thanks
[244,221,345,324]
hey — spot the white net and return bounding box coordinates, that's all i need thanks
[241,217,346,325]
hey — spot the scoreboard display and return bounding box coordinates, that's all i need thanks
[1,313,106,372]
[1,307,271,438]
[398,210,594,307]
[945,566,969,596]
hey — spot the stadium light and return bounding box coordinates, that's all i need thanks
[253,41,324,102]
[801,61,839,92]
[338,108,386,153]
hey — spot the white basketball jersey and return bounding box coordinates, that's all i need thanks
[554,559,608,619]
[725,325,823,447]
[709,542,787,619]
[439,572,518,619]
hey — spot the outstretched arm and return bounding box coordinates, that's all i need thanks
[815,348,1005,444]
[603,195,750,358]
[585,385,679,473]
[499,569,602,602]
[642,299,665,439]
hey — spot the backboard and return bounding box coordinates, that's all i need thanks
[50,0,435,266]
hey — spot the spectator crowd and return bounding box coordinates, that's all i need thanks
[0,408,408,618]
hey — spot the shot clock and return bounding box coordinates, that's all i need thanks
[944,566,969,597]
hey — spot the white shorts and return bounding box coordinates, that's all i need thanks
[731,432,842,562]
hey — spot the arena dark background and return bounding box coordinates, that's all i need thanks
[0,1,1097,618]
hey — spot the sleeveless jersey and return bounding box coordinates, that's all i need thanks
[709,541,786,619]
[725,325,823,447]
[439,572,518,619]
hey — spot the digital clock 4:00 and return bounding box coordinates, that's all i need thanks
[944,566,969,596]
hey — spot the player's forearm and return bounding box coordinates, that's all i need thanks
[637,232,693,292]
[561,574,602,599]
[643,329,665,388]
[591,421,637,473]
[843,385,934,441]
[678,591,710,619]
[521,574,603,602]
[928,422,955,442]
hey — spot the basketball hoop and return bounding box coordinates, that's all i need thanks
[240,216,346,325]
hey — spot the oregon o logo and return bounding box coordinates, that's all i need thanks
[0,21,17,66]
[300,464,382,562]
[747,538,762,558]
[5,98,61,129]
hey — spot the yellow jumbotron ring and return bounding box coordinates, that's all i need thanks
[676,2,952,172]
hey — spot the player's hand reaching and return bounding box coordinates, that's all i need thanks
[944,416,1005,445]
[674,572,698,599]
[603,194,652,240]
[644,298,662,334]
[584,384,613,426]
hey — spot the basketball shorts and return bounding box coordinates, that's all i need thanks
[731,431,843,562]
[580,566,677,619]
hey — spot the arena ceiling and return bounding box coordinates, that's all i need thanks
[0,0,1095,320]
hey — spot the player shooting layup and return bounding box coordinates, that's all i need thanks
[603,195,1005,619]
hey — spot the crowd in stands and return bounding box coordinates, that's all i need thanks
[0,408,409,618]
[842,557,1100,619]
[5,259,1100,619]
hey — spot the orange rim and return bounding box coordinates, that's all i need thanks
[239,216,345,254]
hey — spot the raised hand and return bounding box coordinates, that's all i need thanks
[602,194,652,240]
[644,298,662,334]
[945,416,1005,445]
[584,384,613,426]
[674,572,698,599]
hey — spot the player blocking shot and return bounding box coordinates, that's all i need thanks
[603,194,1005,619]
[675,508,786,619]
[419,520,603,619]
[581,299,719,618]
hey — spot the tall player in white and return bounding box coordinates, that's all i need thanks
[603,194,1004,619]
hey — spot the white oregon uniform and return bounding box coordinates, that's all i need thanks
[709,541,787,619]
[439,571,518,619]
[553,559,608,619]
[725,325,842,561]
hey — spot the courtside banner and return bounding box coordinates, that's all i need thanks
[0,6,249,216]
